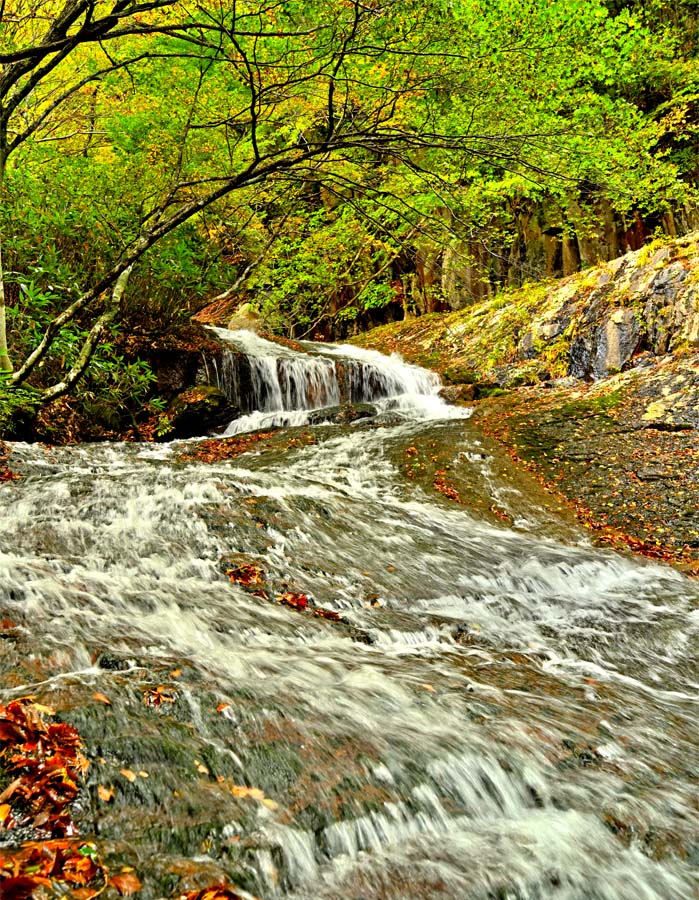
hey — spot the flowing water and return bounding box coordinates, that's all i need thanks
[1,331,698,900]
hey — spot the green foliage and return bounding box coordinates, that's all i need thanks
[0,384,40,439]
[2,0,699,403]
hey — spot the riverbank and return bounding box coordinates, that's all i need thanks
[353,234,699,575]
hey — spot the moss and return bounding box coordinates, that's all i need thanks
[558,390,622,418]
[636,234,675,267]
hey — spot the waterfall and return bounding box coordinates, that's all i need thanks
[210,327,462,435]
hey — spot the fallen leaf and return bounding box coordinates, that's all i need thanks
[277,592,308,611]
[92,693,111,706]
[97,785,114,802]
[29,702,55,716]
[0,876,38,900]
[110,872,142,896]
[119,769,137,783]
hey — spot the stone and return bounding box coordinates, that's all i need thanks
[517,331,537,360]
[167,385,238,438]
[306,403,377,425]
[593,308,641,377]
[227,302,262,332]
[440,384,476,403]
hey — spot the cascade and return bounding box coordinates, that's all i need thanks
[1,334,698,900]
[211,328,453,435]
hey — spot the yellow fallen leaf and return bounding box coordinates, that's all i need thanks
[119,769,137,783]
[170,669,182,678]
[137,770,149,778]
[262,798,279,811]
[0,803,11,823]
[93,692,112,705]
[230,784,266,801]
[97,785,114,802]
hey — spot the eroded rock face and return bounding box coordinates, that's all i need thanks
[518,235,699,381]
[569,307,642,380]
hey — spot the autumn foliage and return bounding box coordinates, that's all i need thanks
[0,699,87,837]
[0,699,113,900]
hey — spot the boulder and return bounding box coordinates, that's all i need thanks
[306,403,377,425]
[227,302,261,332]
[167,386,238,438]
[440,384,476,403]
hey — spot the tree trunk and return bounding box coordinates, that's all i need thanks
[0,240,12,376]
[0,151,12,376]
[40,266,133,403]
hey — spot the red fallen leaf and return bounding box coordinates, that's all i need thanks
[110,872,142,895]
[0,778,22,804]
[0,620,16,630]
[0,877,38,900]
[47,724,82,751]
[0,700,88,838]
[226,564,264,587]
[312,607,345,623]
[142,687,177,708]
[0,722,26,746]
[278,592,308,611]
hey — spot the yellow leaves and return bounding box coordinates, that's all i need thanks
[97,785,114,802]
[119,769,149,783]
[229,784,278,811]
[29,702,56,716]
[0,803,11,824]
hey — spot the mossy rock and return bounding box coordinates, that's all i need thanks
[167,385,238,438]
[442,365,478,385]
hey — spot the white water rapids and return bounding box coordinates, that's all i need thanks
[1,332,698,899]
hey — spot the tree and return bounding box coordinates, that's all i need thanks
[1,0,695,401]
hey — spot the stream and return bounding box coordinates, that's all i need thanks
[1,330,698,900]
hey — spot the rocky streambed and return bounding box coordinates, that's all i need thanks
[2,335,699,900]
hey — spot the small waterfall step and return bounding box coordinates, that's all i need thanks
[209,327,466,435]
